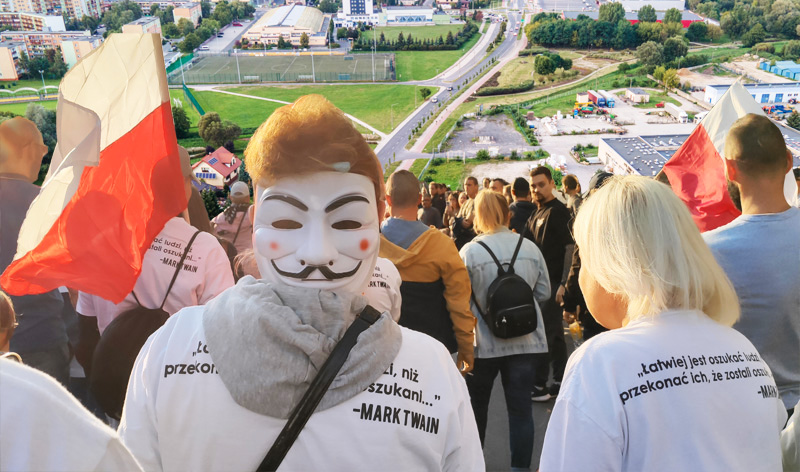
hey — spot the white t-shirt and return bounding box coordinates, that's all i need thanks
[119,307,484,472]
[363,257,402,322]
[540,310,787,472]
[77,217,234,333]
[0,358,143,471]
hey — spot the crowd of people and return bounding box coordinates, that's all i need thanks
[1,97,799,471]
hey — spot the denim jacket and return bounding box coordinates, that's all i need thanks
[459,227,550,359]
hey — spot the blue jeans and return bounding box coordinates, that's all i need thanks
[466,353,536,470]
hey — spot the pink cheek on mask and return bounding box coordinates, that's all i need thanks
[270,242,279,251]
[360,239,369,251]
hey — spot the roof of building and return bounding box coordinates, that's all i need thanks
[255,4,324,31]
[177,2,199,7]
[562,10,701,21]
[604,127,800,176]
[707,82,800,91]
[191,147,242,178]
[126,16,160,26]
[627,87,648,95]
[0,29,91,36]
[384,6,435,10]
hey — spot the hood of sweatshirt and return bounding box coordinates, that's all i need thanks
[202,276,402,419]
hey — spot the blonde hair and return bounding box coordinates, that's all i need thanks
[574,176,739,326]
[473,190,509,234]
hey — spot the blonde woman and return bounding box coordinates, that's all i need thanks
[459,190,550,470]
[540,177,786,471]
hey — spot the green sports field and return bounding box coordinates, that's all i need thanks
[169,53,395,84]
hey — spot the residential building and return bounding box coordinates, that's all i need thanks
[173,2,201,26]
[0,0,97,16]
[704,82,800,105]
[0,41,24,80]
[562,9,702,27]
[0,12,65,31]
[618,0,684,11]
[244,4,329,47]
[384,6,434,24]
[60,34,101,66]
[625,87,650,103]
[191,147,242,189]
[122,16,162,34]
[0,30,101,69]
[344,0,372,15]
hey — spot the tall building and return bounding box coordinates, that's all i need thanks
[121,16,162,34]
[173,2,201,26]
[0,41,24,80]
[0,12,65,31]
[344,0,372,15]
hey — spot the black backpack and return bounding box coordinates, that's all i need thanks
[90,230,200,420]
[471,234,538,339]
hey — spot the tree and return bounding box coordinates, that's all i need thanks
[177,17,195,35]
[162,22,180,38]
[277,36,291,49]
[742,23,766,48]
[663,37,688,63]
[784,40,800,60]
[172,105,191,138]
[598,2,625,24]
[198,112,241,148]
[201,188,223,218]
[706,24,723,42]
[212,0,233,26]
[300,32,309,48]
[685,21,708,41]
[653,65,666,80]
[663,8,682,24]
[48,50,67,78]
[179,32,201,53]
[419,87,432,100]
[337,27,347,39]
[787,110,800,129]
[150,4,160,16]
[25,103,56,181]
[662,68,680,90]
[635,41,664,66]
[720,5,751,39]
[535,55,555,75]
[318,0,338,13]
[200,1,211,17]
[638,5,657,22]
[101,0,143,33]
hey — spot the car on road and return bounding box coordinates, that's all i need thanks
[431,97,438,103]
[232,21,243,26]
[217,33,224,37]
[199,45,210,50]
[447,86,453,91]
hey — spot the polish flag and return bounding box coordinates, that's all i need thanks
[0,34,186,303]
[661,81,798,232]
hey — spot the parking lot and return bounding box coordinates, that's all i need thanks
[199,16,260,52]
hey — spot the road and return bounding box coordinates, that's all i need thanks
[375,1,527,165]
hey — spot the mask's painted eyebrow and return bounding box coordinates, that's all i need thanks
[262,194,309,211]
[325,194,370,213]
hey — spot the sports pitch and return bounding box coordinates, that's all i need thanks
[169,53,396,84]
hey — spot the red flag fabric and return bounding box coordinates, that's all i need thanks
[0,34,186,303]
[662,82,763,232]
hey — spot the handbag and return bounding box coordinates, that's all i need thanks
[256,304,383,471]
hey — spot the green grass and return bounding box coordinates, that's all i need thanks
[363,24,463,43]
[409,158,427,176]
[415,157,478,190]
[0,99,56,115]
[192,90,285,129]
[0,78,61,91]
[689,46,744,61]
[634,90,681,108]
[169,89,202,128]
[383,161,402,179]
[225,84,422,133]
[394,32,482,81]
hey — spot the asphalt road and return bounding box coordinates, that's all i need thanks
[376,3,527,165]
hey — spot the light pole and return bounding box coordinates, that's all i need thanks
[38,70,45,98]
[391,103,398,130]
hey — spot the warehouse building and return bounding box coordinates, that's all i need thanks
[244,4,329,47]
[704,82,800,105]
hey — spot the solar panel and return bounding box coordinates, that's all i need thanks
[208,157,218,165]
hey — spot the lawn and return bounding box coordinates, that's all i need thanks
[169,89,201,128]
[0,99,56,115]
[225,84,423,133]
[0,78,61,91]
[393,32,482,81]
[363,24,463,43]
[689,46,744,61]
[191,89,283,130]
[412,157,478,190]
[633,89,681,108]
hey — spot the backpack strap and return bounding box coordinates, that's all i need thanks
[506,234,526,274]
[230,208,247,246]
[131,291,143,307]
[159,230,201,311]
[475,240,506,276]
[257,304,383,472]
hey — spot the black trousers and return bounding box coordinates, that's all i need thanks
[534,283,567,387]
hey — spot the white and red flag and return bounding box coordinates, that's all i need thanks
[661,81,798,232]
[1,34,186,302]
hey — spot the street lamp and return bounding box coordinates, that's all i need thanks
[391,103,398,130]
[38,70,45,98]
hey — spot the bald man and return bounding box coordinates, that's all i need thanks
[704,114,800,415]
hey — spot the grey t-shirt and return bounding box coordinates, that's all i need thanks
[704,207,800,409]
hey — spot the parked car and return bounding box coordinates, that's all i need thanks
[431,97,438,103]
[655,102,665,108]
[232,21,243,26]
[447,86,453,91]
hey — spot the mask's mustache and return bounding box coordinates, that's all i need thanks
[271,260,362,280]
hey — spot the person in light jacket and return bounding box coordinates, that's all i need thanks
[459,189,550,471]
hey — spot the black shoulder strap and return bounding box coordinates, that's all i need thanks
[257,305,383,472]
[159,230,201,310]
[231,209,247,245]
[507,234,526,273]
[476,240,505,276]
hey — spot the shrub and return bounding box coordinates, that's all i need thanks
[475,80,535,96]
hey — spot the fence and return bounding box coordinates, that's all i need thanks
[183,84,205,116]
[166,53,194,74]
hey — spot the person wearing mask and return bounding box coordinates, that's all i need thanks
[119,96,483,471]
[460,190,550,470]
[0,117,68,385]
[212,181,254,254]
[381,170,475,373]
[526,166,573,401]
[508,177,536,235]
[417,191,443,229]
[540,176,786,471]
[704,114,800,416]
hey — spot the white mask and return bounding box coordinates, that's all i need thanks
[253,171,379,295]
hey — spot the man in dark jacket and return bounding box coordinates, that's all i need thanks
[526,166,574,401]
[509,177,536,234]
